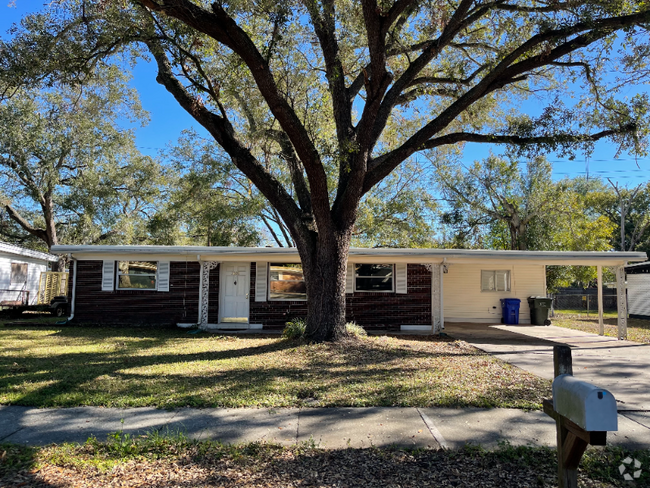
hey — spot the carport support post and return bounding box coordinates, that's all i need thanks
[615,266,627,340]
[597,265,604,336]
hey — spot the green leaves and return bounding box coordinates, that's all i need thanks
[150,130,265,246]
[0,67,163,248]
[434,154,614,254]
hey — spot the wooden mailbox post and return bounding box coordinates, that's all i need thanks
[543,345,618,488]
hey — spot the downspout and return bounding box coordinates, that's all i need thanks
[440,258,446,331]
[61,255,77,323]
[196,254,202,326]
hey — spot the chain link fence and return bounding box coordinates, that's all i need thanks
[550,291,618,313]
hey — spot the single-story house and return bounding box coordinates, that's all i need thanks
[0,242,59,306]
[51,245,646,338]
[625,261,650,320]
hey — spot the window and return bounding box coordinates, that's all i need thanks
[117,261,158,290]
[355,264,394,292]
[10,263,28,285]
[269,263,306,300]
[481,270,511,292]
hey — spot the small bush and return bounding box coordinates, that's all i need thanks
[282,320,367,340]
[282,319,306,339]
[345,322,367,338]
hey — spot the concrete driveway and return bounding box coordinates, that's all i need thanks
[444,323,650,415]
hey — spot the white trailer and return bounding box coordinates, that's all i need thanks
[0,242,60,313]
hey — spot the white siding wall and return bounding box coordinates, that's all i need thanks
[443,263,546,323]
[627,274,650,317]
[0,255,49,305]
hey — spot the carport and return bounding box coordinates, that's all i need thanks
[439,250,647,340]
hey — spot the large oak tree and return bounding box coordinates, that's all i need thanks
[3,0,648,340]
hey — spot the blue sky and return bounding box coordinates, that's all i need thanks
[2,1,649,185]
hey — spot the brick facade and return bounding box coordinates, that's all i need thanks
[345,264,432,330]
[70,260,200,325]
[70,260,432,330]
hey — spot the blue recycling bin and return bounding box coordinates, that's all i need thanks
[500,298,521,325]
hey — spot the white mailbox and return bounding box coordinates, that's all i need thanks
[552,374,618,432]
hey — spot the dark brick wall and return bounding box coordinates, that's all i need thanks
[71,261,432,329]
[346,264,432,330]
[71,260,200,324]
[250,263,432,330]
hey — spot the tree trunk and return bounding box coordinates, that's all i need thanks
[54,255,67,273]
[620,201,627,251]
[42,193,64,271]
[298,227,352,342]
[517,223,528,250]
[508,220,527,250]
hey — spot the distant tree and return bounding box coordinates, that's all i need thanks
[596,180,650,252]
[353,161,439,248]
[0,69,165,266]
[435,156,565,250]
[150,131,266,247]
[435,156,614,290]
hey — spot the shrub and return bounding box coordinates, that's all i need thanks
[282,320,367,340]
[345,322,367,338]
[282,319,306,339]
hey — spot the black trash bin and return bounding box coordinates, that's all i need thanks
[527,296,553,325]
[500,298,521,325]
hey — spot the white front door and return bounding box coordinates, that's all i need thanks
[220,262,250,325]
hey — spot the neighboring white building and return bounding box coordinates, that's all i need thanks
[625,261,650,319]
[0,242,59,306]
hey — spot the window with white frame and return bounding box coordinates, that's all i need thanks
[481,270,511,292]
[269,263,306,300]
[355,264,394,292]
[10,263,28,285]
[117,261,158,290]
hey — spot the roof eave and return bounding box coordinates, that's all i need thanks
[50,245,647,266]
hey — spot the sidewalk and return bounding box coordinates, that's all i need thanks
[1,405,648,450]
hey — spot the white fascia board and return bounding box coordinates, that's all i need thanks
[59,252,301,262]
[50,245,647,266]
[349,248,647,262]
[442,257,642,267]
[0,242,59,262]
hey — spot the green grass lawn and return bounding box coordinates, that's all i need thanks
[552,312,650,344]
[0,325,549,409]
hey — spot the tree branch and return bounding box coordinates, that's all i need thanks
[302,0,352,146]
[421,127,629,149]
[268,129,312,215]
[137,0,331,220]
[142,31,306,241]
[364,9,650,193]
[3,203,49,244]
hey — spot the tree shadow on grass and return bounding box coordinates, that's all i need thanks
[0,336,297,407]
[0,325,550,410]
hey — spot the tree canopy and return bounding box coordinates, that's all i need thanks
[3,0,649,340]
[435,155,613,251]
[0,67,166,259]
